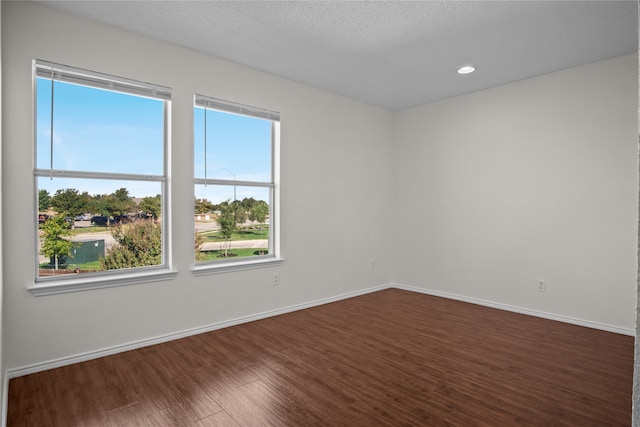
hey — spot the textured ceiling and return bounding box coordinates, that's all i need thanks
[37,1,638,111]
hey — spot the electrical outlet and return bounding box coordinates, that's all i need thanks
[272,272,280,286]
[537,279,546,292]
[370,259,375,270]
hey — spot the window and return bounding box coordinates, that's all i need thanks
[193,95,281,273]
[33,60,174,294]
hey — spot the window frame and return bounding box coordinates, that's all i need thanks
[192,94,283,275]
[30,60,176,295]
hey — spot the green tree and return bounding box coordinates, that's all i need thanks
[51,188,90,217]
[91,188,135,218]
[140,195,161,219]
[111,187,136,215]
[249,201,268,234]
[231,199,246,226]
[40,214,73,270]
[101,222,162,270]
[240,197,257,210]
[195,198,214,214]
[195,232,206,262]
[91,194,114,216]
[38,189,51,212]
[216,202,236,257]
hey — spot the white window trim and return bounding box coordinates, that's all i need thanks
[192,257,283,276]
[193,95,282,275]
[29,269,178,296]
[32,60,172,294]
[35,59,171,100]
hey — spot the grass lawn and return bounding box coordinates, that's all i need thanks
[200,226,269,242]
[68,225,113,236]
[199,248,267,260]
[39,260,103,271]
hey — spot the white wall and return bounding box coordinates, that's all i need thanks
[394,54,638,331]
[2,2,394,370]
[2,1,637,376]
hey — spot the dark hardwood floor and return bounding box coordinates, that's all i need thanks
[7,288,634,426]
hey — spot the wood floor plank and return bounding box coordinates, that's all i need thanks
[147,403,199,427]
[7,289,634,426]
[105,403,155,427]
[7,374,54,427]
[195,410,240,427]
[169,373,224,421]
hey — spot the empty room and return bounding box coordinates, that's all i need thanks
[1,1,639,426]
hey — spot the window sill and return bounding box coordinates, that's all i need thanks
[30,269,178,296]
[192,257,284,276]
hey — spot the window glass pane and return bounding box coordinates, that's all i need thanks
[195,184,270,262]
[36,77,164,175]
[37,177,163,276]
[34,62,169,287]
[194,107,271,182]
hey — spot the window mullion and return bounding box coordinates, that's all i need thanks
[193,178,272,188]
[35,169,166,183]
[49,66,55,180]
[35,60,171,101]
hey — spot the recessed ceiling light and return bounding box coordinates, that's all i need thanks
[457,65,476,75]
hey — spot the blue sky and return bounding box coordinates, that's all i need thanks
[37,78,272,204]
[194,107,271,203]
[194,107,272,183]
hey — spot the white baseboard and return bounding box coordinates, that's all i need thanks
[391,283,636,336]
[3,283,634,426]
[6,281,634,382]
[6,284,389,380]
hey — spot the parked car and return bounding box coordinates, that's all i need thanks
[90,215,116,226]
[74,213,91,221]
[114,214,133,224]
